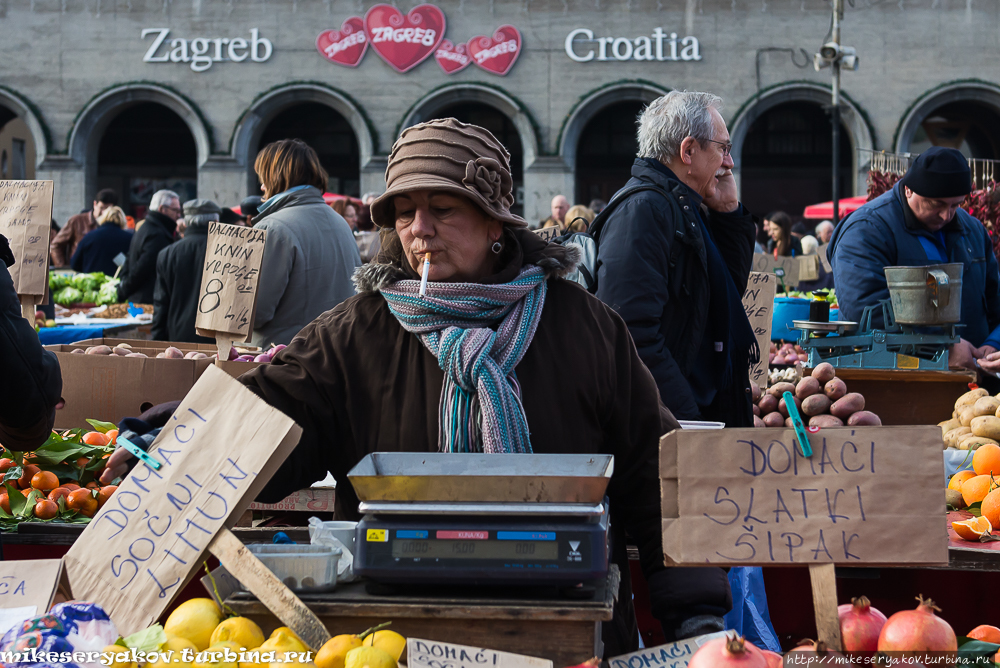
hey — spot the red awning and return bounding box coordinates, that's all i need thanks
[802,195,869,220]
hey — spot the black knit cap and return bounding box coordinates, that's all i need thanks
[900,146,972,198]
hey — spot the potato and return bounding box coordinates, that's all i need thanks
[960,406,977,427]
[956,388,989,410]
[753,404,761,417]
[126,353,148,358]
[830,393,865,419]
[944,426,972,448]
[767,382,796,398]
[86,345,112,355]
[824,377,847,401]
[753,415,765,428]
[70,348,85,354]
[778,395,802,418]
[958,434,998,451]
[795,377,821,400]
[809,414,844,428]
[939,418,962,438]
[155,353,167,359]
[191,352,209,359]
[847,410,882,426]
[751,383,762,403]
[785,417,796,428]
[811,362,836,383]
[763,412,785,428]
[164,347,184,359]
[972,415,1000,440]
[974,396,1000,417]
[112,346,132,356]
[758,394,779,414]
[801,394,832,417]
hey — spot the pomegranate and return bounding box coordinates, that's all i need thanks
[786,639,841,663]
[689,633,768,668]
[877,596,957,652]
[760,649,783,668]
[839,596,887,652]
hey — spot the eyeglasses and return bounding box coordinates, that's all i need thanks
[705,139,733,157]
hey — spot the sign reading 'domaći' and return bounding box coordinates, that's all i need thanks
[142,28,273,72]
[565,28,701,63]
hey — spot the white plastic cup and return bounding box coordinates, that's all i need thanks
[324,521,358,555]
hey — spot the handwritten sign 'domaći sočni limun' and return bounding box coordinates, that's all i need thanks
[659,426,947,566]
[195,222,267,342]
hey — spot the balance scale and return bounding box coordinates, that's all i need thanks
[792,299,959,370]
[347,453,611,591]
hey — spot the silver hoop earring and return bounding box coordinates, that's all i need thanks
[491,241,502,254]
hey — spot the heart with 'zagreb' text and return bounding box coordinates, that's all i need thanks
[316,17,368,67]
[467,25,521,76]
[364,4,446,73]
[434,39,471,74]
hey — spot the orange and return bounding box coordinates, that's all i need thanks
[952,515,993,541]
[66,488,97,517]
[0,458,15,473]
[0,493,9,513]
[62,483,80,491]
[962,474,998,506]
[33,499,57,520]
[949,470,977,491]
[982,489,1000,529]
[969,625,1000,643]
[974,443,1000,477]
[105,429,119,444]
[16,464,39,489]
[85,481,98,489]
[74,457,89,468]
[30,471,58,492]
[48,487,70,503]
[97,485,117,508]
[82,431,109,446]
[19,488,31,498]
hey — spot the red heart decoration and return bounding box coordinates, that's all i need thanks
[467,25,522,76]
[364,4,446,73]
[435,39,471,75]
[316,17,368,67]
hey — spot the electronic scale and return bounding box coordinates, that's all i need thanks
[348,453,612,590]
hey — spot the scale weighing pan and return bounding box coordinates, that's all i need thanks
[347,453,613,505]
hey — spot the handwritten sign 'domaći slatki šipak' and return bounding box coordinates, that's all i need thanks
[195,222,267,342]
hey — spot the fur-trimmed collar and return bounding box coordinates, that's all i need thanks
[353,230,581,294]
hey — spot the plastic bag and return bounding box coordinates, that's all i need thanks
[308,517,360,583]
[0,601,119,668]
[723,567,781,653]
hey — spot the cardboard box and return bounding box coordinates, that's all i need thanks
[248,487,337,512]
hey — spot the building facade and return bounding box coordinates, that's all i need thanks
[1,0,999,226]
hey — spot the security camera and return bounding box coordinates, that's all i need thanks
[839,46,859,71]
[813,53,831,71]
[819,41,841,60]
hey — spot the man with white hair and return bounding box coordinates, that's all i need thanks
[118,189,181,304]
[815,219,835,244]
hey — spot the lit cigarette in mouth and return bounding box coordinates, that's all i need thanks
[419,252,431,297]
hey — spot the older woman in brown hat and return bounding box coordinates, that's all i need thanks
[101,118,731,653]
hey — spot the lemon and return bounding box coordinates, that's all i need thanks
[211,618,265,651]
[193,641,242,668]
[164,599,224,651]
[149,637,198,667]
[315,636,363,668]
[362,631,405,662]
[101,645,138,668]
[344,647,396,668]
[258,627,311,665]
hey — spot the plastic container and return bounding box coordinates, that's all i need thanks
[771,297,810,342]
[246,543,341,593]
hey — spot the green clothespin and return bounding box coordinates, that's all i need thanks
[783,391,813,458]
[117,435,163,471]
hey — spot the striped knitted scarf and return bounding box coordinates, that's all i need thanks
[381,265,548,454]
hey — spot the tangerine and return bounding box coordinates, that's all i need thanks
[949,470,977,491]
[105,429,119,444]
[969,625,1000,643]
[0,458,14,473]
[0,493,9,513]
[30,471,58,492]
[97,485,117,508]
[67,488,97,517]
[62,483,81,491]
[82,432,110,446]
[33,499,57,520]
[20,488,32,498]
[974,443,1000,477]
[48,487,70,503]
[75,457,89,468]
[85,481,98,489]
[962,474,998,506]
[952,515,993,541]
[16,464,39,489]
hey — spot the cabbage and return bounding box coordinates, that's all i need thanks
[96,280,120,306]
[54,287,83,306]
[72,273,100,292]
[83,290,98,304]
[89,272,109,285]
[48,273,71,291]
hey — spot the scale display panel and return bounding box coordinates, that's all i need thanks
[392,539,560,560]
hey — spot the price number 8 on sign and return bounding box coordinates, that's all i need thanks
[196,223,267,350]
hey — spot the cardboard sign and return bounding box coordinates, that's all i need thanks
[0,559,66,636]
[534,226,561,243]
[195,222,266,342]
[798,254,820,282]
[407,638,552,668]
[818,243,833,273]
[63,365,302,635]
[742,272,776,387]
[0,180,53,298]
[660,426,948,566]
[608,632,728,668]
[752,252,800,287]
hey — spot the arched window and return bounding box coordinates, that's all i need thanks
[575,100,643,204]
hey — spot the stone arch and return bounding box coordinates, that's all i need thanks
[729,82,875,197]
[557,80,668,171]
[398,83,539,169]
[895,80,1000,156]
[0,86,49,166]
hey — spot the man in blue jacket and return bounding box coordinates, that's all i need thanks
[828,147,999,371]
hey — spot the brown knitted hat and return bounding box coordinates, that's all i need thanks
[371,118,527,228]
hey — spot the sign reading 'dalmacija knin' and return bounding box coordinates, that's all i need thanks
[565,28,701,63]
[141,28,273,72]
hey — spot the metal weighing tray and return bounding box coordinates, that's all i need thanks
[347,453,614,504]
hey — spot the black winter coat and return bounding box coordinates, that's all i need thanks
[118,210,176,304]
[0,235,62,450]
[152,220,214,344]
[70,223,134,276]
[596,159,757,425]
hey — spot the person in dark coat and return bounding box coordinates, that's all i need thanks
[152,199,223,344]
[596,91,759,428]
[117,189,181,304]
[829,147,997,372]
[1,234,62,450]
[50,188,117,267]
[70,206,133,276]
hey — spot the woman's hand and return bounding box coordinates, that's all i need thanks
[100,446,135,485]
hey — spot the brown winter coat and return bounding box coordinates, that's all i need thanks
[240,228,729,654]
